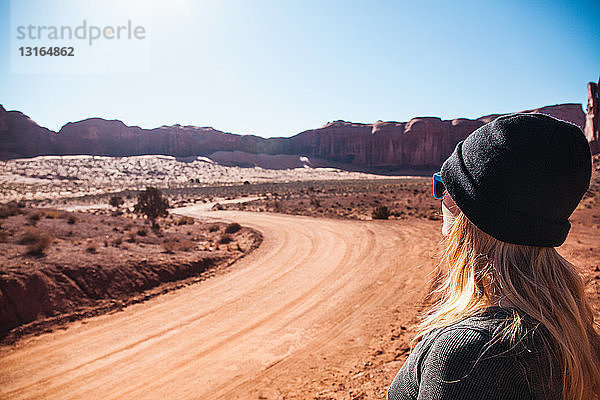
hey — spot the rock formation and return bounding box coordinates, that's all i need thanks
[585,76,600,154]
[0,101,595,172]
[284,103,587,170]
[0,105,57,159]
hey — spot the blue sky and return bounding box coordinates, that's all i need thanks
[0,0,599,138]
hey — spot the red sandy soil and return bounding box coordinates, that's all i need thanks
[0,172,598,400]
[0,207,261,343]
[215,178,442,221]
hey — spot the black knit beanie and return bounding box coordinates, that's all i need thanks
[440,112,592,247]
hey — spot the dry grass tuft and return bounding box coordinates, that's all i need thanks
[372,205,391,220]
[44,211,60,219]
[126,231,137,243]
[86,240,98,253]
[162,238,195,253]
[0,203,21,219]
[0,229,9,243]
[19,228,53,255]
[27,212,42,225]
[176,216,195,226]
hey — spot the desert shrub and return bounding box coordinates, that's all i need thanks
[151,224,162,235]
[0,229,9,243]
[27,236,52,255]
[224,222,241,234]
[27,212,42,225]
[176,216,195,226]
[134,187,169,228]
[165,239,183,252]
[67,215,77,224]
[219,234,233,244]
[45,211,59,219]
[19,228,53,255]
[109,196,124,208]
[428,213,441,221]
[162,238,194,253]
[137,227,148,236]
[112,236,123,247]
[86,241,97,253]
[0,203,20,218]
[372,205,391,220]
[19,227,44,244]
[272,200,283,211]
[126,231,137,243]
[310,196,321,208]
[208,224,220,233]
[213,203,224,210]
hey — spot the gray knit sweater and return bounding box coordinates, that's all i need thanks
[387,308,561,400]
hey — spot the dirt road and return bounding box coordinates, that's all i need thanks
[0,208,440,399]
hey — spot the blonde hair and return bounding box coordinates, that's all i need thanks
[415,212,600,400]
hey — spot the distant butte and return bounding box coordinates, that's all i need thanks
[1,78,598,171]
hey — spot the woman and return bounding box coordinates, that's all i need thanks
[387,113,600,400]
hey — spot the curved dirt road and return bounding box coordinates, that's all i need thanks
[0,208,440,399]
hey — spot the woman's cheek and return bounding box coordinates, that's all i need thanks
[441,202,456,236]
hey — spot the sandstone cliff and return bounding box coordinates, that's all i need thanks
[284,103,587,170]
[0,101,594,171]
[0,105,57,159]
[585,76,600,154]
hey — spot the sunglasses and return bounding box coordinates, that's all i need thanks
[432,172,445,199]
